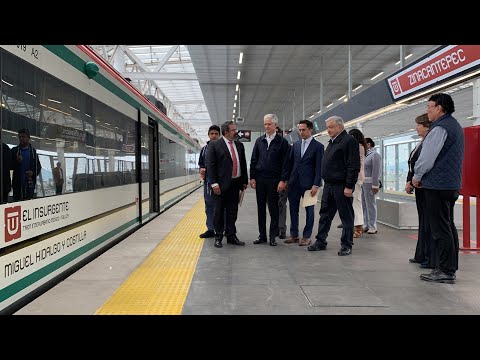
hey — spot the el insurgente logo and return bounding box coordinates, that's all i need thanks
[5,205,21,242]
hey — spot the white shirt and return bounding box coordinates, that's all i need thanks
[265,132,276,148]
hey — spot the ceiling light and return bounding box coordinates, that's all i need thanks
[353,85,363,91]
[327,103,333,108]
[338,95,346,101]
[343,98,348,102]
[1,79,13,87]
[69,106,80,112]
[239,52,243,64]
[25,91,36,97]
[370,72,384,81]
[236,84,239,92]
[309,114,315,118]
[234,103,236,108]
[235,95,237,101]
[395,53,414,65]
[48,98,61,104]
[233,109,235,114]
[317,110,322,113]
[237,71,241,80]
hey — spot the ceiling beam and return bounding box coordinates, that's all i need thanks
[153,45,179,72]
[121,72,198,81]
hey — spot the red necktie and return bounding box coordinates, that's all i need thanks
[229,140,238,178]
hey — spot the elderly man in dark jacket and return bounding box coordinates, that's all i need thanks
[308,116,360,256]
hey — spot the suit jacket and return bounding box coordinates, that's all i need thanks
[407,140,423,183]
[206,137,248,192]
[288,138,324,192]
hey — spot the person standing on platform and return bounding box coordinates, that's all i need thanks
[362,137,381,234]
[250,114,290,246]
[276,126,290,240]
[348,129,367,238]
[206,121,248,248]
[53,161,64,195]
[284,119,324,246]
[198,125,221,239]
[308,116,359,256]
[11,128,41,202]
[406,114,435,269]
[413,93,464,283]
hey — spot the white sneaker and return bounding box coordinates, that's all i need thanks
[367,228,377,234]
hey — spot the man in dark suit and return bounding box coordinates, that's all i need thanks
[250,114,290,246]
[308,116,360,256]
[206,121,249,248]
[284,119,324,247]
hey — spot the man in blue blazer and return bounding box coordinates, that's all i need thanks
[284,120,324,246]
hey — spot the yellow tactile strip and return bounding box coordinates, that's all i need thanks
[95,199,205,315]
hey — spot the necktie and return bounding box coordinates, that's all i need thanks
[229,141,238,178]
[301,140,306,158]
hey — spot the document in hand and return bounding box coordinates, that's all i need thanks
[301,189,318,207]
[239,190,245,206]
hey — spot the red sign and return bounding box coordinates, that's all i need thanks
[5,206,22,242]
[387,45,480,100]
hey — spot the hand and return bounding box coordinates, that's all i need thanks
[277,181,286,192]
[405,181,414,194]
[372,187,379,194]
[17,154,22,163]
[250,179,256,189]
[412,178,422,188]
[212,185,221,195]
[344,187,353,197]
[242,184,248,191]
[310,186,318,197]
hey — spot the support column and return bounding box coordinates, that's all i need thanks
[473,78,480,126]
[108,150,116,172]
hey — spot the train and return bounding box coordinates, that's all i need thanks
[0,45,202,314]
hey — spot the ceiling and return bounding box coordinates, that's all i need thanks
[188,45,440,134]
[90,45,440,144]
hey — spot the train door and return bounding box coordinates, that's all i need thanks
[148,118,159,213]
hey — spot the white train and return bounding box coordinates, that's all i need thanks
[0,45,201,314]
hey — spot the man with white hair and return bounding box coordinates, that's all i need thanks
[308,116,360,256]
[250,114,290,246]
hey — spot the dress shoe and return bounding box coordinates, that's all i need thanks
[279,232,287,239]
[269,238,277,246]
[299,238,312,246]
[253,237,267,244]
[228,236,245,246]
[337,224,343,228]
[409,258,418,263]
[284,236,299,244]
[338,247,352,256]
[307,240,327,251]
[214,239,223,248]
[199,230,215,238]
[419,262,432,269]
[420,268,455,283]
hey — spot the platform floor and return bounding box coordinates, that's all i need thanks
[15,188,480,315]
